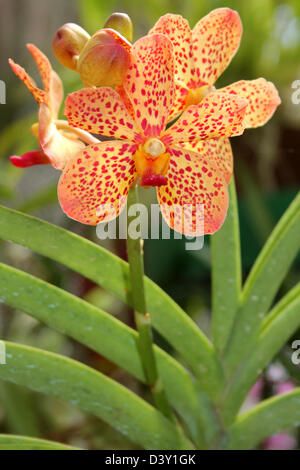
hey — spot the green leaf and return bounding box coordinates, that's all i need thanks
[224,389,300,450]
[220,282,300,425]
[224,191,300,375]
[0,262,218,448]
[0,342,194,450]
[0,434,78,450]
[0,205,224,399]
[211,177,242,355]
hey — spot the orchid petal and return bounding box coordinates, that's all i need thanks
[157,146,228,236]
[64,87,141,142]
[219,79,281,128]
[9,44,63,117]
[58,141,137,225]
[163,92,247,145]
[192,8,242,86]
[179,138,233,184]
[9,58,47,106]
[149,14,193,85]
[168,81,190,121]
[123,34,175,138]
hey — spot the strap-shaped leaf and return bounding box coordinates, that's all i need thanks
[211,177,242,355]
[0,342,194,450]
[0,434,78,450]
[0,262,218,448]
[0,205,224,399]
[224,389,300,450]
[224,192,300,375]
[220,283,300,425]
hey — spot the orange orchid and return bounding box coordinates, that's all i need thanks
[149,8,281,183]
[9,44,98,169]
[58,34,248,236]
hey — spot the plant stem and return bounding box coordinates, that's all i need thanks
[126,185,174,420]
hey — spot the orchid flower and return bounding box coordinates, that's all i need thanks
[9,44,98,170]
[149,8,281,183]
[58,34,248,235]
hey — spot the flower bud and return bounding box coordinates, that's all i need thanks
[103,12,133,42]
[52,23,90,71]
[77,29,131,87]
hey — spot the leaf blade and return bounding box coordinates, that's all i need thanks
[0,342,194,450]
[220,283,300,425]
[0,262,217,447]
[225,389,300,450]
[0,205,224,399]
[0,434,78,450]
[224,191,300,375]
[211,177,242,354]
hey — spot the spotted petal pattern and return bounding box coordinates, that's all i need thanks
[64,87,142,142]
[179,138,233,184]
[219,78,281,128]
[163,92,247,145]
[149,14,193,85]
[58,141,137,225]
[192,8,242,86]
[123,34,175,138]
[157,146,228,236]
[9,58,47,106]
[168,80,190,121]
[9,45,63,117]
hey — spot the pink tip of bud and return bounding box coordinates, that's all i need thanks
[10,151,50,168]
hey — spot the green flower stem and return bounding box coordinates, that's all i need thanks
[126,185,174,420]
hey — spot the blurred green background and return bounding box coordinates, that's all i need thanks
[0,0,299,449]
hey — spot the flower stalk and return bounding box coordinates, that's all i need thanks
[126,185,174,420]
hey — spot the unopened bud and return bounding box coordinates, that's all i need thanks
[103,12,133,43]
[77,29,131,87]
[52,23,90,71]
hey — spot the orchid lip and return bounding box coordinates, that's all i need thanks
[140,172,168,187]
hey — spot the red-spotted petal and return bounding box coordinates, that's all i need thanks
[58,141,137,225]
[9,45,63,117]
[157,146,229,236]
[39,104,85,170]
[64,87,142,142]
[163,92,247,145]
[149,14,193,85]
[192,8,242,86]
[179,138,233,184]
[27,44,63,116]
[27,44,52,94]
[219,78,281,128]
[123,34,174,138]
[168,80,190,121]
[9,58,47,106]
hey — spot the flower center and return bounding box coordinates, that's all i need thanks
[133,138,170,187]
[185,85,215,107]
